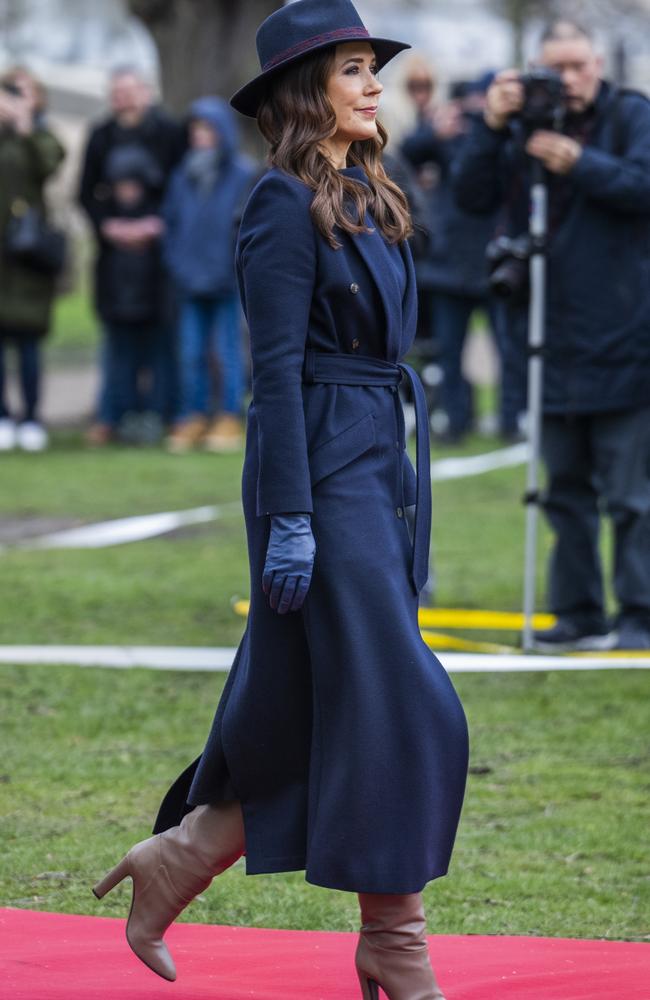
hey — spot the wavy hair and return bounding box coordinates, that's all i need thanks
[257,48,413,249]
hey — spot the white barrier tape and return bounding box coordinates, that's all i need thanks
[0,646,647,672]
[431,442,529,481]
[16,503,240,550]
[0,645,235,670]
[3,447,529,553]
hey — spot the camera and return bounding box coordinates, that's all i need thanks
[486,234,531,301]
[1,80,22,97]
[519,67,566,133]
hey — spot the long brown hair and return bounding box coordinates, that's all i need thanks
[257,48,413,249]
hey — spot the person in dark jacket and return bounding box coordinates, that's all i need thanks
[163,97,255,453]
[92,3,468,997]
[0,67,64,453]
[402,74,523,441]
[454,19,650,651]
[93,145,170,439]
[79,67,185,235]
[79,67,185,444]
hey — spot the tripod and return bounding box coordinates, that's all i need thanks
[522,159,548,652]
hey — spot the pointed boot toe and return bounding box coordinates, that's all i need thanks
[123,849,190,981]
[92,803,245,982]
[125,922,177,982]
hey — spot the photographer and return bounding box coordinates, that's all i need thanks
[401,74,525,442]
[453,19,650,651]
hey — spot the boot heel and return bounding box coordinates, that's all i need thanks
[92,855,130,899]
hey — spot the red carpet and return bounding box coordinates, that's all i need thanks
[1,908,648,999]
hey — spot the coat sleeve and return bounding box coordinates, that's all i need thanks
[25,129,65,182]
[401,123,450,170]
[452,118,513,214]
[237,172,317,517]
[160,171,180,276]
[78,127,108,234]
[569,96,650,214]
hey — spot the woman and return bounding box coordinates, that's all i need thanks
[0,67,64,452]
[163,96,255,454]
[93,3,469,998]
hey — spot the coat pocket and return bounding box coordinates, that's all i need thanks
[309,412,376,487]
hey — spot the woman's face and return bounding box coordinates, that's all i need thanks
[6,70,38,112]
[190,119,219,150]
[325,42,383,145]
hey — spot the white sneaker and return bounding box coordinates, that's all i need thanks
[0,418,17,451]
[16,421,49,452]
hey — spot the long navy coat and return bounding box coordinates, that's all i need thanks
[155,166,469,894]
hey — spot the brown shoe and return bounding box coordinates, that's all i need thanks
[203,413,244,453]
[356,893,446,1000]
[165,416,208,453]
[93,802,244,981]
[85,422,113,447]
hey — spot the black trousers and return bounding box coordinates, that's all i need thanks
[541,407,650,627]
[0,333,41,422]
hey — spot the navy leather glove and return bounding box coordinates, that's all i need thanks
[262,514,316,614]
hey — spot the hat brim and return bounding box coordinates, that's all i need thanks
[230,36,410,118]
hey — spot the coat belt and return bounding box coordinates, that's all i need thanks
[303,350,431,593]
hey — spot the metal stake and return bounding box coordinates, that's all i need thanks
[522,160,548,652]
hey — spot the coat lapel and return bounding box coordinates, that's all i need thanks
[349,216,418,362]
[350,216,402,361]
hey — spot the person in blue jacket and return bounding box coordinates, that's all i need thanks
[92,3,469,997]
[163,97,255,453]
[453,19,650,652]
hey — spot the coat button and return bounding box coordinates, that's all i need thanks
[396,507,404,518]
[349,282,359,294]
[351,338,360,350]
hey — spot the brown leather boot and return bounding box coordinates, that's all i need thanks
[93,802,244,981]
[203,413,244,453]
[356,893,446,1000]
[165,415,208,453]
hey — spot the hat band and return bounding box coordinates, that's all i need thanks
[262,26,371,71]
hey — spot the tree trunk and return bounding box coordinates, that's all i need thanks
[501,0,532,67]
[127,0,278,115]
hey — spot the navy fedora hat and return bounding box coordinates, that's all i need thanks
[231,0,411,118]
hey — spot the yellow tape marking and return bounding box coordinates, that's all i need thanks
[234,600,555,632]
[420,630,516,654]
[231,600,650,657]
[418,608,556,630]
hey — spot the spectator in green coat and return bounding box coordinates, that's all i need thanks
[0,67,65,452]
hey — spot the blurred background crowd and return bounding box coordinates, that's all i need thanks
[2,0,648,458]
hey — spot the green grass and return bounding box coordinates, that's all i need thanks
[0,432,546,646]
[48,280,100,363]
[1,664,647,939]
[0,433,647,940]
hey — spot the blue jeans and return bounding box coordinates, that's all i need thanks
[0,334,40,422]
[98,323,176,426]
[431,293,476,436]
[177,294,244,420]
[432,292,524,437]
